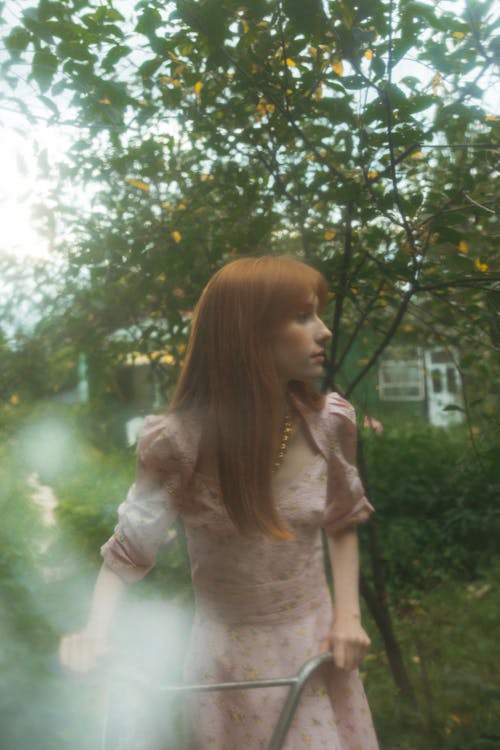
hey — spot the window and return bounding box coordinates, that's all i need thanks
[378,346,425,401]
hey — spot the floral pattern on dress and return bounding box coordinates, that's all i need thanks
[181,456,378,750]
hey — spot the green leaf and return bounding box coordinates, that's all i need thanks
[31,48,58,92]
[283,0,328,36]
[102,44,132,72]
[5,27,31,58]
[135,7,162,37]
[57,40,95,62]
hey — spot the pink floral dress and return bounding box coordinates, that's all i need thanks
[101,393,379,750]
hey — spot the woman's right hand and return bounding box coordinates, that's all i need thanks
[59,628,109,673]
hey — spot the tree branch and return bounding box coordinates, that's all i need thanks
[324,201,353,389]
[345,286,415,398]
[336,278,388,374]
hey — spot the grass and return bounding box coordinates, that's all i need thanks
[361,569,500,749]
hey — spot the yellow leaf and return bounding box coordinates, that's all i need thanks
[285,58,296,67]
[10,394,19,405]
[458,240,469,253]
[332,60,344,77]
[159,75,181,88]
[172,63,186,78]
[313,83,323,101]
[364,49,373,60]
[126,178,150,192]
[367,170,378,179]
[324,229,336,240]
[432,72,442,96]
[474,258,489,272]
[485,115,500,122]
[178,203,187,210]
[99,98,111,105]
[161,202,173,210]
[241,19,249,34]
[452,31,465,39]
[308,46,318,58]
[194,81,203,97]
[171,231,182,244]
[410,151,424,159]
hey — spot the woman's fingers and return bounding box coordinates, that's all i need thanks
[331,627,371,671]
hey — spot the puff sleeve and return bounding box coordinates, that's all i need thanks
[322,393,375,535]
[100,415,183,583]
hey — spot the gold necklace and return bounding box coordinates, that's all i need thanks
[273,408,293,472]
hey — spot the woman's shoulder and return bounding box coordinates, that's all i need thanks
[323,391,356,425]
[290,392,355,458]
[137,410,200,470]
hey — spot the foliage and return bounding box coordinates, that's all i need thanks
[361,422,500,598]
[362,566,500,749]
[0,0,498,405]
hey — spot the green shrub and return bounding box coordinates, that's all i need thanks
[362,424,500,596]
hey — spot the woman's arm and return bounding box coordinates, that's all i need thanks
[325,526,371,671]
[59,562,126,672]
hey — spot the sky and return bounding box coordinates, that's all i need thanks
[0,121,68,260]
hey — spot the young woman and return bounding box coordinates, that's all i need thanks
[60,255,379,749]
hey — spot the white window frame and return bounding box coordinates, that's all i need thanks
[378,346,425,402]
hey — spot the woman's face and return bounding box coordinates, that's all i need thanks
[272,295,332,386]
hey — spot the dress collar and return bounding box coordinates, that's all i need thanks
[289,394,329,460]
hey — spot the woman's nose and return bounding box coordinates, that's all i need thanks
[317,320,332,342]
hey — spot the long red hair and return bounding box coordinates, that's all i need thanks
[171,255,329,539]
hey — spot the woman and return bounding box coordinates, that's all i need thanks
[60,255,379,749]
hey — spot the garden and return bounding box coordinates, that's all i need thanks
[0,0,499,747]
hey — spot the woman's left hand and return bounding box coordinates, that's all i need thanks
[322,614,371,671]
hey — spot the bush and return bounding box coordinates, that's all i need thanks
[361,424,500,596]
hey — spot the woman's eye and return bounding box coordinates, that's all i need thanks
[297,311,312,322]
